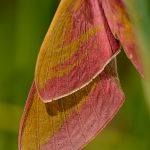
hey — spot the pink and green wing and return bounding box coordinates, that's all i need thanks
[102,0,144,75]
[35,0,120,102]
[19,60,124,150]
[19,1,126,149]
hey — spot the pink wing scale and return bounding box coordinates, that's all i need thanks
[102,0,144,75]
[36,0,120,102]
[41,65,124,149]
[18,0,129,149]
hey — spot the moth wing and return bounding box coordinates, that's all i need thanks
[102,0,144,75]
[35,0,120,102]
[19,60,124,150]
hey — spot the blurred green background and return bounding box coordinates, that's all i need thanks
[0,0,150,150]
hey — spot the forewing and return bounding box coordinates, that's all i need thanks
[102,0,144,75]
[35,0,120,102]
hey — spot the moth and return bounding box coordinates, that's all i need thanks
[19,0,143,149]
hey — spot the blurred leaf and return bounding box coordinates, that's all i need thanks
[0,103,22,133]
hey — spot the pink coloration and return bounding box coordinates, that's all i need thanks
[41,63,124,150]
[18,82,36,150]
[40,35,119,101]
[36,0,120,102]
[102,0,144,75]
[19,0,145,149]
[19,60,124,150]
